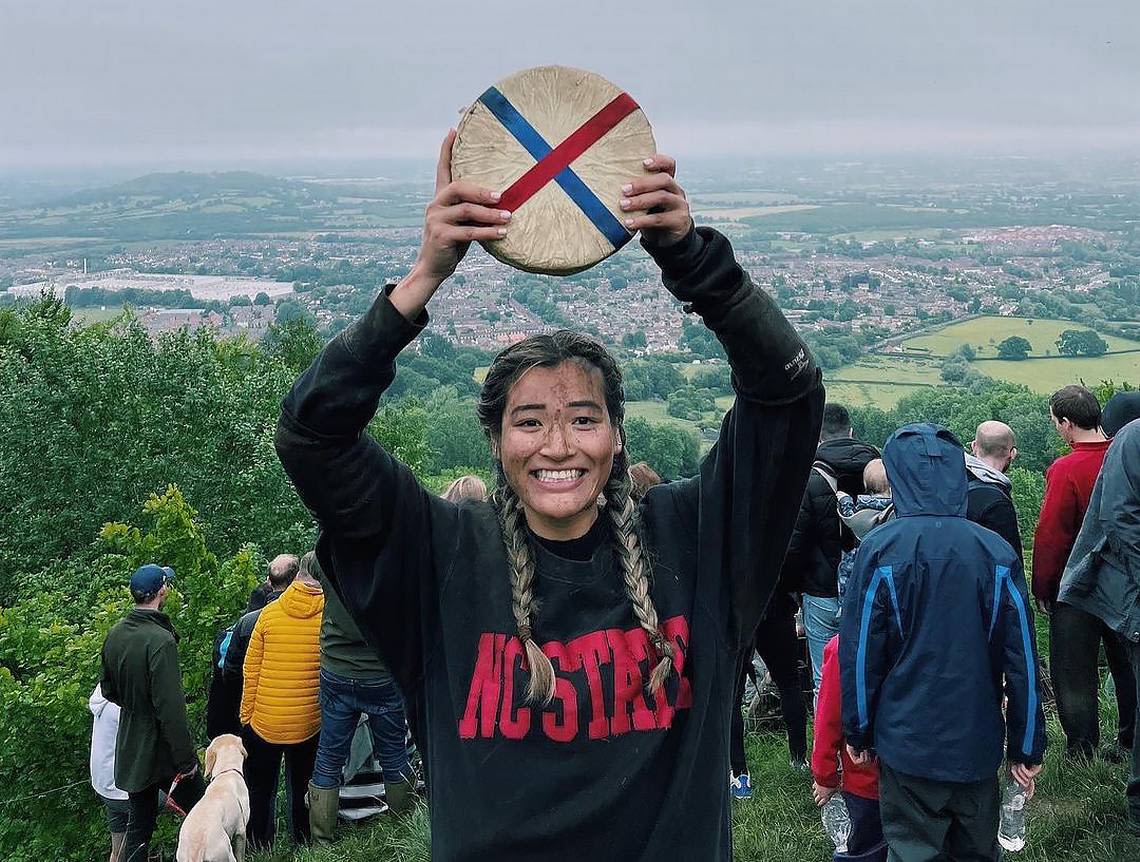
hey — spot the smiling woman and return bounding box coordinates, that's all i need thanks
[274,131,824,861]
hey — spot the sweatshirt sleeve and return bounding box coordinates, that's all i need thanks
[811,638,844,789]
[644,227,824,650]
[275,288,449,691]
[996,558,1047,765]
[149,640,196,772]
[1032,463,1078,601]
[839,548,898,753]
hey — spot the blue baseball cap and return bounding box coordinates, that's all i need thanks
[129,564,175,597]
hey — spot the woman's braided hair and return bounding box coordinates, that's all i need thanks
[476,331,675,706]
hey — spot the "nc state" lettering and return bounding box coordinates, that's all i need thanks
[458,615,694,742]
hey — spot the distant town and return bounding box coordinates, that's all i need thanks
[1,157,1138,361]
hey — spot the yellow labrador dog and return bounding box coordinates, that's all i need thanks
[176,734,250,862]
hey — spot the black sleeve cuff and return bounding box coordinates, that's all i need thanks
[640,225,705,283]
[341,284,428,369]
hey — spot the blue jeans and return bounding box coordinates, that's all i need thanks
[802,593,840,696]
[311,669,411,789]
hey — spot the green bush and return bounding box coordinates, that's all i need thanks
[0,487,258,861]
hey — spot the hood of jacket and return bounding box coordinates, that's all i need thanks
[1103,392,1140,438]
[883,423,968,518]
[816,437,881,497]
[964,453,1011,490]
[89,683,112,719]
[277,580,324,620]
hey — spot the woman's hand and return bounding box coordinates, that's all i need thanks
[619,154,692,248]
[392,130,511,320]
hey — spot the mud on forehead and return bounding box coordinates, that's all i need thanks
[504,358,613,415]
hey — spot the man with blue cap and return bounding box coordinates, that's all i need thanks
[101,564,204,862]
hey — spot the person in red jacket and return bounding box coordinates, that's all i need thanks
[1034,384,1136,760]
[812,635,886,862]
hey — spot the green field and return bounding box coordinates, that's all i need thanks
[69,306,133,324]
[900,316,1140,357]
[822,355,941,409]
[479,317,1140,415]
[625,399,702,432]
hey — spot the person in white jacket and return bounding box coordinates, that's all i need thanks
[90,683,129,862]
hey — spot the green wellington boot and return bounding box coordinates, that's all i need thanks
[384,776,415,817]
[308,781,340,845]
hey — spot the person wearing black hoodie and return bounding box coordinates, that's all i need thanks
[781,403,879,693]
[965,421,1023,564]
[274,141,824,861]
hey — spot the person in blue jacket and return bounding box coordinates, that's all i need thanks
[840,423,1046,861]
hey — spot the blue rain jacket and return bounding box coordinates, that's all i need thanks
[839,423,1046,782]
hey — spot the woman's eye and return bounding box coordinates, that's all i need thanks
[516,419,540,428]
[572,416,599,426]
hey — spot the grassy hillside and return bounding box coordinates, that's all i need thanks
[250,713,1140,862]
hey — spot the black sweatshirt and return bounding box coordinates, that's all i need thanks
[275,227,823,862]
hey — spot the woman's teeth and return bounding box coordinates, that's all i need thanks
[535,469,584,482]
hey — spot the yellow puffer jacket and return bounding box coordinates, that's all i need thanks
[240,580,324,744]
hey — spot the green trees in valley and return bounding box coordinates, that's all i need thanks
[1056,329,1109,357]
[997,336,1033,360]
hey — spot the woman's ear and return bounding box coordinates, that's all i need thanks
[490,435,501,459]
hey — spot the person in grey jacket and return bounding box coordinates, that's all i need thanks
[1059,417,1140,834]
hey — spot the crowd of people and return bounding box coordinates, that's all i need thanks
[87,138,1140,862]
[94,479,486,861]
[723,390,1140,860]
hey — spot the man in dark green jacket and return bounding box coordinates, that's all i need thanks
[101,564,205,862]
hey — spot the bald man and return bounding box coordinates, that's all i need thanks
[965,421,1023,563]
[247,553,301,613]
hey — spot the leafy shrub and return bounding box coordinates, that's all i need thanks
[0,487,258,861]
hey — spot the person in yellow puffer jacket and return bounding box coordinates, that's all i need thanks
[240,552,324,849]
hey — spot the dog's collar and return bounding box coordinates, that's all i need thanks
[212,768,244,778]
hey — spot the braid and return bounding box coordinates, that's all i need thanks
[494,475,556,706]
[605,457,676,694]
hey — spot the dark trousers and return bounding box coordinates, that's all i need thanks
[122,773,205,862]
[878,763,999,862]
[242,727,319,849]
[730,602,808,775]
[1050,602,1137,756]
[841,791,888,862]
[1129,641,1140,831]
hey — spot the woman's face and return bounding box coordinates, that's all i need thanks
[496,360,621,541]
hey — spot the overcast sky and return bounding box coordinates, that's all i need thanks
[1,0,1138,169]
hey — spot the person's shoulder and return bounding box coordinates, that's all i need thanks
[960,519,1019,565]
[1048,449,1081,473]
[967,480,1007,507]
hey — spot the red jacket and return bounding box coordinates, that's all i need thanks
[812,635,879,799]
[1032,440,1110,601]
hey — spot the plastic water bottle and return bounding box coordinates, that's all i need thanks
[822,794,851,852]
[998,777,1027,852]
